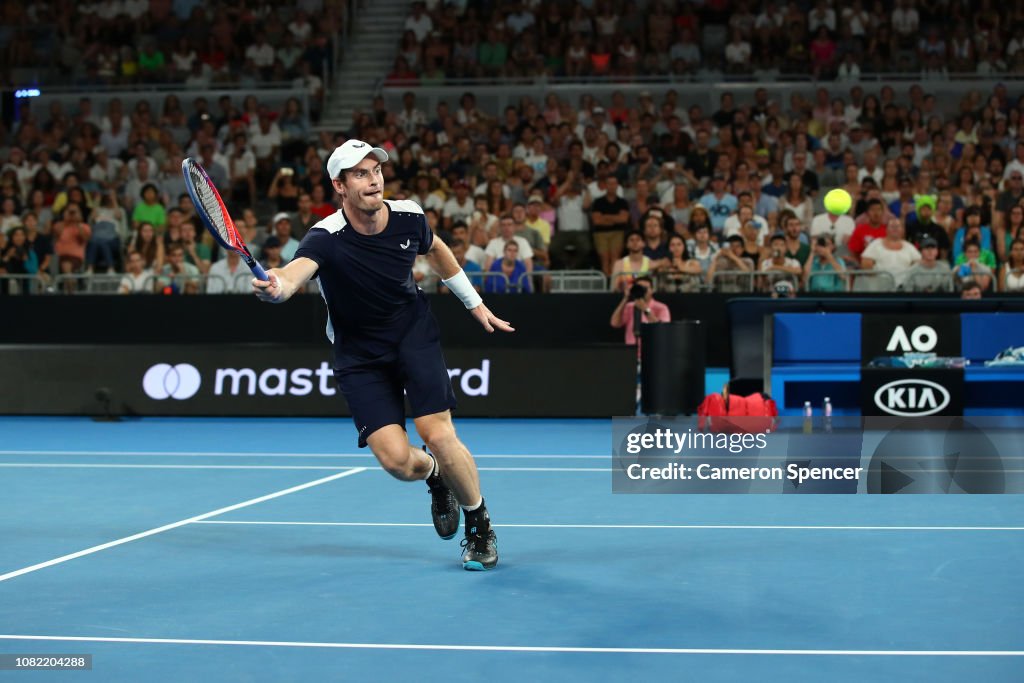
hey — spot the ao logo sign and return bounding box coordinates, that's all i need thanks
[873,379,950,416]
[886,325,937,352]
[143,363,202,400]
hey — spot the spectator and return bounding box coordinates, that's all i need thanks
[781,213,811,265]
[686,224,720,276]
[160,241,201,293]
[778,173,814,228]
[641,213,670,262]
[698,174,738,235]
[955,241,996,291]
[53,205,91,282]
[524,195,552,246]
[810,205,856,247]
[804,234,848,292]
[485,214,534,271]
[259,235,286,271]
[707,235,756,293]
[132,183,167,231]
[22,213,53,284]
[206,249,251,294]
[2,226,38,294]
[443,180,475,230]
[88,192,127,273]
[404,2,434,43]
[611,230,654,292]
[905,194,951,259]
[999,239,1024,292]
[655,233,703,293]
[860,218,921,290]
[961,280,984,299]
[953,207,995,264]
[848,199,889,260]
[590,175,630,277]
[760,233,803,292]
[118,251,155,294]
[903,238,954,293]
[127,222,165,272]
[609,275,670,346]
[180,220,212,274]
[485,240,531,294]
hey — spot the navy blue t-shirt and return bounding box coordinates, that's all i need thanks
[294,199,434,365]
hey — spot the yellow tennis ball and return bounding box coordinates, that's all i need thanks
[824,188,852,215]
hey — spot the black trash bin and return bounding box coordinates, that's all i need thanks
[640,320,706,415]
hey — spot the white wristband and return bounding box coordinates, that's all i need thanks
[442,269,483,309]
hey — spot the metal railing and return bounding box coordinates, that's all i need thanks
[902,271,956,293]
[525,269,609,292]
[846,270,900,293]
[654,270,705,294]
[709,270,756,294]
[9,267,1018,296]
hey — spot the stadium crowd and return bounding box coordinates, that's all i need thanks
[1,0,334,115]
[392,0,1024,83]
[2,0,1024,296]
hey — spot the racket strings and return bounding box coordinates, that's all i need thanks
[187,163,232,243]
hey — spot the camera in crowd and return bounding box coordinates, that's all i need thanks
[628,282,648,301]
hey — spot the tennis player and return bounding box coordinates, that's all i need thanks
[252,139,512,570]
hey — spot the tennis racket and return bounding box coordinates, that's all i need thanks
[181,157,269,281]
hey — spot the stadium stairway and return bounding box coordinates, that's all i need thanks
[319,0,411,133]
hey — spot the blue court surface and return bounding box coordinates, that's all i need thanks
[0,417,1021,682]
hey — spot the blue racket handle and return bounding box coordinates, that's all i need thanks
[251,263,269,282]
[247,258,269,282]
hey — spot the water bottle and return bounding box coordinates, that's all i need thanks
[803,401,813,434]
[823,397,832,433]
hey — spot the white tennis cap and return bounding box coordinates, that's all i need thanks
[326,139,389,178]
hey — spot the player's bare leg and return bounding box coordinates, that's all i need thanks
[366,425,432,480]
[415,411,498,570]
[366,423,460,541]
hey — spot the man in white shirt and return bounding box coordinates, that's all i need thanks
[119,251,155,294]
[396,91,427,137]
[206,249,252,293]
[485,214,533,271]
[891,0,919,46]
[810,209,856,246]
[858,148,884,186]
[442,180,475,229]
[450,222,487,267]
[506,3,536,34]
[861,218,921,290]
[245,33,276,71]
[404,1,433,42]
[723,203,770,241]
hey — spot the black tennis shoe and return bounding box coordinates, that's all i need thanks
[461,519,498,571]
[424,447,459,540]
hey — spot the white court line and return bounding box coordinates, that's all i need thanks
[0,450,606,460]
[0,634,1019,657]
[0,463,607,473]
[0,468,366,583]
[195,521,1024,531]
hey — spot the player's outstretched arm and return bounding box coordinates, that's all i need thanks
[253,256,319,304]
[427,238,514,333]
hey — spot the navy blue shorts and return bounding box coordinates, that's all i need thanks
[334,311,457,448]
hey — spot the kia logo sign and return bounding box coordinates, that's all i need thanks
[143,363,202,400]
[873,379,950,417]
